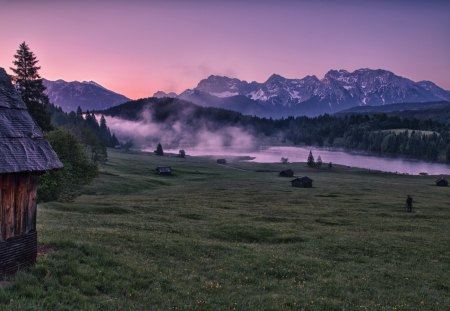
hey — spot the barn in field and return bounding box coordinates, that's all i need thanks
[0,68,63,275]
[155,166,172,175]
[279,169,294,177]
[435,177,448,187]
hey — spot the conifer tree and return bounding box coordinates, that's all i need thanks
[307,150,315,167]
[316,155,323,168]
[155,143,164,156]
[10,42,53,131]
[76,106,83,118]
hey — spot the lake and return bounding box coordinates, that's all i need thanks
[164,146,450,176]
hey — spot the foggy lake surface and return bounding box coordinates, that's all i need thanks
[165,146,450,176]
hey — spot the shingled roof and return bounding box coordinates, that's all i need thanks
[0,67,63,174]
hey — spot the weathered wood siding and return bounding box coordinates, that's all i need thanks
[0,173,38,275]
[0,173,38,242]
[0,231,37,275]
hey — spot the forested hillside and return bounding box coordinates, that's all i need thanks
[102,97,450,163]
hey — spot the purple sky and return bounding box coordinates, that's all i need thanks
[1,0,449,99]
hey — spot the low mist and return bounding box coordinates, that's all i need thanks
[103,110,257,154]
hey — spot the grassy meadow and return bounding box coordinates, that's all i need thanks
[1,149,449,310]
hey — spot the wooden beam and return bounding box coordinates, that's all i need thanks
[26,175,38,233]
[0,175,4,242]
[15,174,30,236]
[4,174,16,240]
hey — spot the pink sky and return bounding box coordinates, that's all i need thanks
[1,0,449,99]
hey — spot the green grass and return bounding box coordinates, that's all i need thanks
[1,149,449,310]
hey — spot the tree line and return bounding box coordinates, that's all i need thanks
[108,98,450,163]
[210,109,450,163]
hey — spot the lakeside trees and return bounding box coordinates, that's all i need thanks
[248,114,450,163]
[102,98,450,163]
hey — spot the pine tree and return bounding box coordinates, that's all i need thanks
[76,106,83,118]
[100,115,107,132]
[10,42,53,131]
[155,143,164,156]
[307,150,315,167]
[316,155,323,168]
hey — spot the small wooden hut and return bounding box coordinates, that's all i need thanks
[435,177,448,187]
[279,169,294,177]
[155,166,172,175]
[291,176,313,188]
[0,68,63,275]
[217,159,227,164]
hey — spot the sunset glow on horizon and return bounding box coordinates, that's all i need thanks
[1,0,449,99]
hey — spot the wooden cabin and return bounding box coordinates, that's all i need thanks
[435,177,448,187]
[155,166,172,175]
[279,169,294,177]
[217,159,227,164]
[0,68,63,275]
[291,176,313,188]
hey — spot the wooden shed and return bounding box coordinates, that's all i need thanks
[279,169,294,177]
[155,166,172,175]
[435,177,448,187]
[291,176,313,188]
[217,159,227,164]
[0,68,63,275]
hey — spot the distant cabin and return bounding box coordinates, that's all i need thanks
[436,177,448,187]
[0,68,63,275]
[279,169,294,177]
[156,166,172,175]
[217,159,227,164]
[291,176,313,188]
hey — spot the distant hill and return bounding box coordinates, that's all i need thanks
[336,101,450,124]
[43,79,130,112]
[102,97,246,124]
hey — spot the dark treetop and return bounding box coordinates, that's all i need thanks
[0,67,63,174]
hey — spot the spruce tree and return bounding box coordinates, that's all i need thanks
[316,155,323,168]
[10,42,53,131]
[76,106,83,118]
[307,150,315,167]
[155,143,164,156]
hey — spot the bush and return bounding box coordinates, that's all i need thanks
[38,129,98,202]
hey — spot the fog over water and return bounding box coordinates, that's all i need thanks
[103,114,450,176]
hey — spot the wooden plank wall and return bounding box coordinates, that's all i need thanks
[0,230,37,275]
[0,173,38,241]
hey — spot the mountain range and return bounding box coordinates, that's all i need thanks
[44,68,450,117]
[43,79,129,112]
[176,69,450,117]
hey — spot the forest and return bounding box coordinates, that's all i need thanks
[103,97,450,163]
